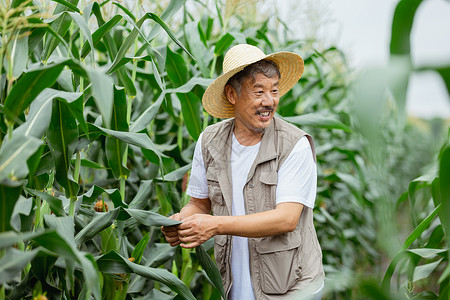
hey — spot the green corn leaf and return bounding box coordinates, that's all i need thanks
[382,203,442,290]
[107,54,153,74]
[413,258,443,282]
[146,0,185,42]
[87,68,114,128]
[43,215,75,246]
[107,12,193,74]
[438,146,450,239]
[32,230,101,299]
[106,15,148,74]
[434,66,450,98]
[124,208,181,227]
[390,0,423,55]
[10,195,34,232]
[90,2,136,96]
[214,33,235,56]
[95,126,166,161]
[196,245,226,299]
[145,243,177,268]
[105,86,129,179]
[130,92,165,133]
[29,248,58,284]
[42,12,73,61]
[198,20,207,46]
[184,22,210,77]
[15,88,83,138]
[47,99,79,199]
[28,21,69,54]
[166,77,213,94]
[151,58,164,90]
[97,250,196,300]
[67,12,94,60]
[3,61,66,122]
[180,92,202,141]
[0,230,45,249]
[77,158,107,169]
[26,189,66,217]
[131,232,150,264]
[81,15,122,58]
[128,180,153,209]
[144,289,176,300]
[0,181,22,232]
[128,244,176,292]
[407,248,447,259]
[156,163,191,182]
[51,0,80,12]
[166,48,202,140]
[206,17,214,41]
[111,1,136,21]
[4,34,28,80]
[101,225,118,255]
[166,46,188,86]
[146,12,194,60]
[75,208,120,245]
[0,134,43,182]
[438,146,450,283]
[282,113,352,133]
[0,247,39,284]
[79,185,124,208]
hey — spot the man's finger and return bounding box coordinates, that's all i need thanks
[170,240,181,247]
[166,236,180,243]
[163,231,179,238]
[169,213,181,221]
[177,228,194,237]
[162,225,178,232]
[180,241,199,249]
[179,235,198,244]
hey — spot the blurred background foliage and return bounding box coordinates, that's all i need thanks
[0,0,449,299]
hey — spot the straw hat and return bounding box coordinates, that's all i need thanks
[202,44,304,119]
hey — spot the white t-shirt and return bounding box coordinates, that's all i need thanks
[186,133,317,299]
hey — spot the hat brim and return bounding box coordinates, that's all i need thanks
[202,51,304,119]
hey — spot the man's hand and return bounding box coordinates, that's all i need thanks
[161,213,181,247]
[178,214,218,249]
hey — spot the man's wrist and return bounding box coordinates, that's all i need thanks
[214,216,226,236]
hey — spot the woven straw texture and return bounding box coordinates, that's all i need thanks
[202,44,304,119]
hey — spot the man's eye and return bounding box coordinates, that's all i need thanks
[272,89,279,93]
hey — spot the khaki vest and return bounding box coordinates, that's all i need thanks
[201,117,324,300]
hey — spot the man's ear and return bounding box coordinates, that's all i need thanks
[225,85,236,105]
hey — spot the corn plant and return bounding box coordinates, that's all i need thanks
[0,0,225,299]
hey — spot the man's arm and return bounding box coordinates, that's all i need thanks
[161,197,211,246]
[177,202,303,248]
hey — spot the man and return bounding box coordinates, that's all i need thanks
[162,44,324,299]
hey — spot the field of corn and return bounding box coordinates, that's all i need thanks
[0,0,449,299]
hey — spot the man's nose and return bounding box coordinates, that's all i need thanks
[261,92,275,106]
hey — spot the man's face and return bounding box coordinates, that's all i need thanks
[226,73,280,136]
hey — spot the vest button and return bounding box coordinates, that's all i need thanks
[249,183,254,188]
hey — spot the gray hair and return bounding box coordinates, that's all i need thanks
[226,59,281,95]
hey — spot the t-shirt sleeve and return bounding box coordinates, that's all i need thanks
[276,136,317,208]
[186,133,209,199]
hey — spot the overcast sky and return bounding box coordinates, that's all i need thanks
[279,0,450,119]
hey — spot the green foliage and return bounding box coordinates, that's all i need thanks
[0,0,448,299]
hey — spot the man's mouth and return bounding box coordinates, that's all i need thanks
[256,107,274,117]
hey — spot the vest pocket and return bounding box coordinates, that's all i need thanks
[206,167,226,208]
[256,233,301,294]
[259,171,278,209]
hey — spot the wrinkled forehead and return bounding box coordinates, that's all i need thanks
[244,72,280,88]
